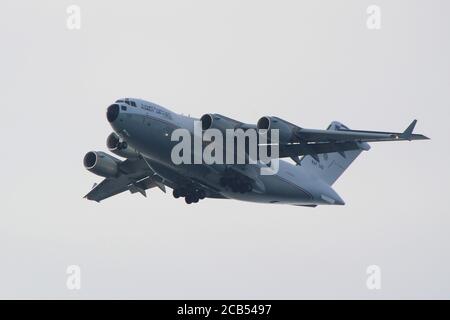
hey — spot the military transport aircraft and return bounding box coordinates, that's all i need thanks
[83,98,428,206]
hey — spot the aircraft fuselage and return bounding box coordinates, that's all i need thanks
[107,98,345,206]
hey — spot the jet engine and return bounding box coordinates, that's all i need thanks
[256,116,300,143]
[106,132,140,159]
[200,113,243,132]
[83,151,120,178]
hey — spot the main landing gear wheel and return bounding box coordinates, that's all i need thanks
[174,188,205,204]
[185,195,193,204]
[173,188,188,199]
[185,193,199,204]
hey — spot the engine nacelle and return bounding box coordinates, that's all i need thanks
[83,151,120,178]
[257,116,300,143]
[200,113,242,132]
[106,132,140,159]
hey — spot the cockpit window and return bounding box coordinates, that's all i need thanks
[115,99,136,107]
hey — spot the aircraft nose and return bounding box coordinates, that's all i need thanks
[107,104,120,123]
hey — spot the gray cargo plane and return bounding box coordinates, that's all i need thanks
[83,98,428,206]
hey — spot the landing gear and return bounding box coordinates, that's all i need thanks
[185,195,194,204]
[185,193,199,204]
[173,188,187,199]
[173,187,205,204]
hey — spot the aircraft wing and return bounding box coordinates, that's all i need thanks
[278,141,367,159]
[295,120,429,143]
[265,120,428,162]
[84,157,165,202]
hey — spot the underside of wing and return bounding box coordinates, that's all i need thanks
[277,141,367,159]
[84,158,160,202]
[85,175,158,202]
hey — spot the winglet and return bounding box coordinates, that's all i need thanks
[399,119,417,141]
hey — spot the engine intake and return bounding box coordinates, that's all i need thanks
[257,116,300,143]
[83,151,120,178]
[200,113,242,132]
[106,133,140,159]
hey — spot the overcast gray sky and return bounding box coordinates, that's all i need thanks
[0,0,449,299]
